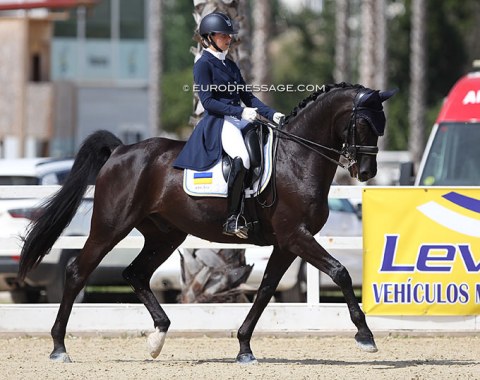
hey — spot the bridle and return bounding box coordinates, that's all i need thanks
[341,90,381,166]
[257,89,381,170]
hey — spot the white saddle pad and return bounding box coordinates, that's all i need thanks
[183,127,274,198]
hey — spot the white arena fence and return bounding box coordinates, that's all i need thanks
[0,185,362,305]
[1,185,479,335]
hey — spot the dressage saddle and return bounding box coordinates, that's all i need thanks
[221,122,269,187]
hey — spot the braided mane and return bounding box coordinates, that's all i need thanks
[284,82,365,124]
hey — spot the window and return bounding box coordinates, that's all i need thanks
[31,54,42,82]
[419,123,480,186]
[55,170,71,185]
[86,0,111,39]
[0,176,38,185]
[54,9,77,37]
[328,198,356,214]
[120,0,145,39]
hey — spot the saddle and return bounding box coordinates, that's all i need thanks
[221,122,269,188]
[182,123,273,198]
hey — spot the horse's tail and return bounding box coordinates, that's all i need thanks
[17,130,123,281]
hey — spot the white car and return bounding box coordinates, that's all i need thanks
[0,158,74,301]
[0,158,139,303]
[150,198,363,302]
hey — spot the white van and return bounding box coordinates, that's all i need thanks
[400,62,480,185]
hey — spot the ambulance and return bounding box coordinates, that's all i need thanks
[401,61,480,185]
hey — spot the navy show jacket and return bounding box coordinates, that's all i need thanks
[173,50,276,171]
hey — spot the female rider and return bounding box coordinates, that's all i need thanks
[174,12,284,238]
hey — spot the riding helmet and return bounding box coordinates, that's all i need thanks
[199,12,238,36]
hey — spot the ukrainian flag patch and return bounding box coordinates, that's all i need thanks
[193,172,213,185]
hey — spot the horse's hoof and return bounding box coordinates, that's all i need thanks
[236,353,258,365]
[355,334,378,353]
[147,327,167,359]
[50,351,72,363]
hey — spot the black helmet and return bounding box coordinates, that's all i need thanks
[199,12,238,36]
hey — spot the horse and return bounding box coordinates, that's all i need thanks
[18,82,395,364]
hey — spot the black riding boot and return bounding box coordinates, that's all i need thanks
[223,157,248,238]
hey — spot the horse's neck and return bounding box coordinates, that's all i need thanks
[277,111,340,198]
[282,99,341,165]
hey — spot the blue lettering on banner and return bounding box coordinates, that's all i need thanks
[417,245,455,272]
[372,281,470,304]
[459,245,480,272]
[476,284,480,303]
[380,235,480,273]
[379,235,415,272]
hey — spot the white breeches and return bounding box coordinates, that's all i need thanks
[221,116,250,169]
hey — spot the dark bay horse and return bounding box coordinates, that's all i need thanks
[18,83,395,364]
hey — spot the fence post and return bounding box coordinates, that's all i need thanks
[306,263,320,304]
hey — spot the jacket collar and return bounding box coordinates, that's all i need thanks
[206,48,227,61]
[203,50,235,78]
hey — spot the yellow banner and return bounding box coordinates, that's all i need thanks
[362,188,480,315]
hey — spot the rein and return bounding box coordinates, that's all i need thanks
[253,88,380,208]
[268,126,353,169]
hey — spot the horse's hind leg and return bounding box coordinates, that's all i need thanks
[122,224,187,359]
[50,236,120,362]
[237,247,296,364]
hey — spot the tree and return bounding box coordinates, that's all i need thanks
[334,0,350,83]
[359,0,375,87]
[408,0,427,165]
[374,0,388,150]
[252,0,273,103]
[178,0,253,303]
[148,0,162,136]
[270,4,334,114]
[160,0,196,137]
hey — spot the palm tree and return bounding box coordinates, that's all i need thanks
[334,0,350,83]
[359,0,375,87]
[148,0,162,136]
[358,0,389,151]
[181,1,253,303]
[374,0,388,150]
[251,0,272,103]
[408,0,427,165]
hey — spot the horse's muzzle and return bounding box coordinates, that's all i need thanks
[356,155,377,182]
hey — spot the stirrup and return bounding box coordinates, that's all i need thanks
[223,214,249,239]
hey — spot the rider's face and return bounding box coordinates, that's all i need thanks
[211,33,232,51]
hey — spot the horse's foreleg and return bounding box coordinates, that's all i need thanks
[122,231,186,359]
[329,259,377,352]
[287,228,377,353]
[50,238,112,363]
[236,247,296,364]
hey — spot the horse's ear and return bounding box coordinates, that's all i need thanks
[379,88,398,102]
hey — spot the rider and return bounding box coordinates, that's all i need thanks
[174,12,284,238]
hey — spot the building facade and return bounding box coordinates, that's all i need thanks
[0,0,153,158]
[52,0,151,155]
